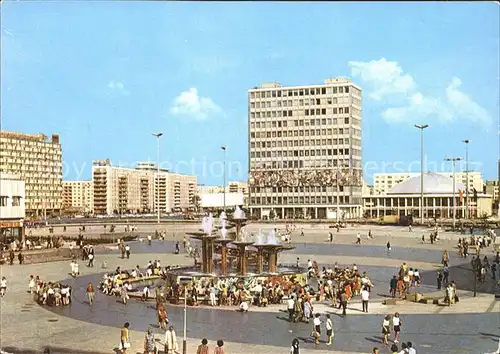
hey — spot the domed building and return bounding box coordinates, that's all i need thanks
[363,172,492,219]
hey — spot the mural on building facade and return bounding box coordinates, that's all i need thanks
[249,168,363,187]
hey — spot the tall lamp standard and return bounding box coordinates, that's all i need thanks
[462,139,471,219]
[221,146,227,211]
[414,124,429,224]
[445,157,463,230]
[152,133,163,224]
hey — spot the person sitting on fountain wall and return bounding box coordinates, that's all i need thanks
[239,300,249,312]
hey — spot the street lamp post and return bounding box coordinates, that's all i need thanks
[445,157,463,230]
[462,139,471,219]
[183,285,187,354]
[414,124,429,224]
[152,133,163,224]
[221,146,227,211]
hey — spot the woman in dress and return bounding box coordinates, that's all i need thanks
[392,312,402,344]
[143,328,156,354]
[120,322,130,354]
[382,315,391,345]
[303,298,312,323]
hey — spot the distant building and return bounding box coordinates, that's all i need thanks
[62,181,93,214]
[0,130,63,216]
[92,160,197,215]
[484,180,499,216]
[197,181,248,209]
[363,173,492,219]
[0,173,26,243]
[373,172,483,195]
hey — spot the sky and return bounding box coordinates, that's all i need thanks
[1,2,499,185]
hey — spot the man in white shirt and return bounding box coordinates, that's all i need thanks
[361,287,370,313]
[287,297,295,322]
[356,233,361,244]
[406,341,416,354]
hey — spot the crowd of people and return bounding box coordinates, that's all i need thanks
[30,275,73,307]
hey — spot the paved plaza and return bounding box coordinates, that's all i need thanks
[1,224,499,353]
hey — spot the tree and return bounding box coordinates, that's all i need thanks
[269,209,276,220]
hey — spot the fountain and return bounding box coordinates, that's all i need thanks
[167,206,307,289]
[253,229,294,274]
[187,213,219,274]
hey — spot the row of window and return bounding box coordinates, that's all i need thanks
[252,147,355,157]
[251,159,363,169]
[0,196,22,207]
[250,107,354,119]
[250,96,353,108]
[250,195,351,205]
[250,117,361,129]
[250,85,356,99]
[251,127,358,138]
[251,138,363,149]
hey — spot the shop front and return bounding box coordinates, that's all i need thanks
[0,220,25,245]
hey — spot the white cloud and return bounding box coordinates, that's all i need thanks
[349,58,492,126]
[348,58,415,100]
[107,80,130,96]
[169,88,223,120]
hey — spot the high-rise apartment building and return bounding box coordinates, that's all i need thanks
[248,78,363,220]
[373,172,484,195]
[92,160,197,215]
[0,131,63,216]
[62,181,93,214]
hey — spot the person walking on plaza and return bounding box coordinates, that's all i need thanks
[196,338,209,354]
[442,265,450,285]
[361,286,370,313]
[386,241,391,253]
[120,322,131,354]
[436,270,443,290]
[125,244,131,259]
[87,252,94,268]
[121,285,128,305]
[86,282,95,306]
[287,295,295,322]
[164,326,178,354]
[18,251,24,265]
[325,314,334,345]
[0,277,7,297]
[9,249,14,265]
[390,275,398,298]
[393,312,402,343]
[340,290,347,316]
[143,328,156,354]
[382,315,391,345]
[290,338,300,354]
[356,233,361,245]
[312,313,321,346]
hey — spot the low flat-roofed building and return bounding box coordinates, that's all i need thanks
[363,173,492,219]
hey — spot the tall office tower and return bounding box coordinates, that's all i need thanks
[0,131,63,216]
[248,78,363,220]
